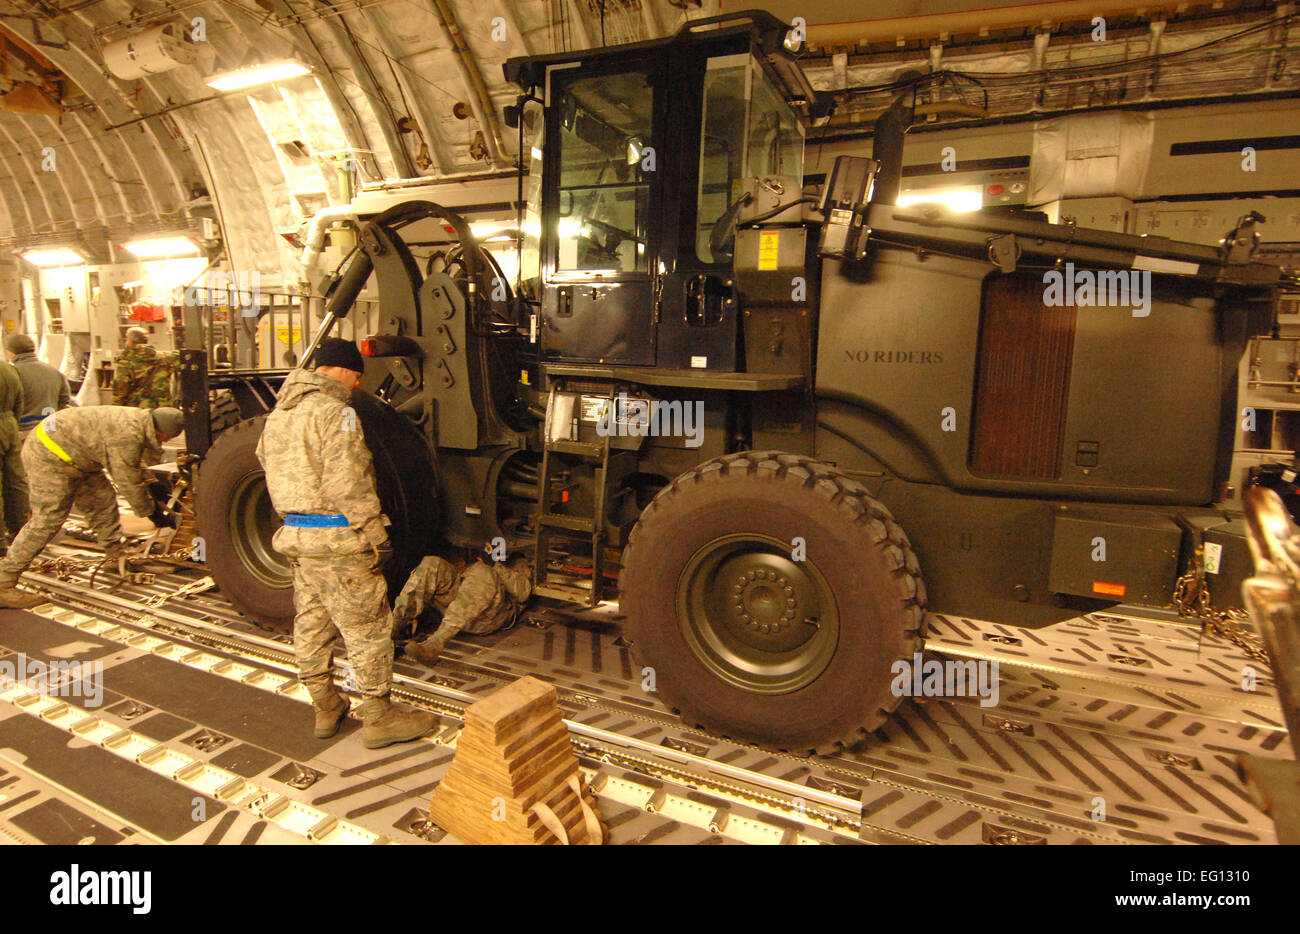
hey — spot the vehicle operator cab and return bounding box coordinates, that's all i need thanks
[504,11,832,373]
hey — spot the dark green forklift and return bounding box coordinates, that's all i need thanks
[182,11,1288,753]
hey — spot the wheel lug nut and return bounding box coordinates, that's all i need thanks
[761,624,770,633]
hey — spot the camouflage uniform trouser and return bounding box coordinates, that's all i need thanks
[0,443,120,585]
[0,430,29,546]
[290,553,394,699]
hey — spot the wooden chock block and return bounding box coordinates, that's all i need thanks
[428,675,605,844]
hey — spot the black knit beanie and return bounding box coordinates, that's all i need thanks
[313,337,365,373]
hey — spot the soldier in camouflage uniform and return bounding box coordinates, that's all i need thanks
[0,358,27,549]
[0,406,183,608]
[112,327,178,410]
[399,549,533,666]
[255,337,436,748]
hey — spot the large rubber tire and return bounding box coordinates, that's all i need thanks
[619,451,927,755]
[208,389,241,440]
[194,393,439,631]
[194,416,294,627]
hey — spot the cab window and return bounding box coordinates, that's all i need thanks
[554,71,655,274]
[696,57,748,263]
[518,103,545,298]
[696,56,804,263]
[747,64,804,180]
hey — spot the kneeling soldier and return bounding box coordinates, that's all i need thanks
[256,337,436,748]
[0,405,182,607]
[399,547,533,666]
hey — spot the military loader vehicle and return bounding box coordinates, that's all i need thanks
[181,11,1290,753]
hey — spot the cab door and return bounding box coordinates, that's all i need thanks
[655,48,806,372]
[539,58,663,365]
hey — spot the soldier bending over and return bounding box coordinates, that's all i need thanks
[0,406,182,607]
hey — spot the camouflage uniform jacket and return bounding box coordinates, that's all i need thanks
[0,361,21,450]
[256,369,389,559]
[394,556,532,635]
[10,351,70,424]
[34,405,162,517]
[112,344,178,409]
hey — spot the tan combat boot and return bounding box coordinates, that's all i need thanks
[0,580,45,609]
[310,690,351,739]
[304,681,350,738]
[359,696,438,749]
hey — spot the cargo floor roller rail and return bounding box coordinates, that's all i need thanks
[178,9,1295,754]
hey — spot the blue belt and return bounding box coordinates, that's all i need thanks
[18,416,42,425]
[283,513,349,528]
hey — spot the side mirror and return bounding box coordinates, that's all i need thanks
[503,104,520,129]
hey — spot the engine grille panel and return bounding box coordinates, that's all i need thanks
[970,273,1077,479]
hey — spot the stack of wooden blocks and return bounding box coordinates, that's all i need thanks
[428,675,605,845]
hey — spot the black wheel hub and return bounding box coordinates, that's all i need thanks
[677,533,839,694]
[229,471,290,589]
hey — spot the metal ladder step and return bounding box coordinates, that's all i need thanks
[538,514,597,533]
[547,439,605,458]
[533,581,598,604]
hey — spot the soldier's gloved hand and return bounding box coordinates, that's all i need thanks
[149,505,176,529]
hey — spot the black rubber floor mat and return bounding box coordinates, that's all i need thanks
[209,743,282,778]
[106,655,331,760]
[135,712,193,742]
[63,689,124,711]
[0,609,120,661]
[0,715,219,841]
[10,797,125,845]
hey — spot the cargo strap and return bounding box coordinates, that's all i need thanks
[35,420,73,464]
[528,774,604,845]
[284,512,349,528]
[143,575,216,609]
